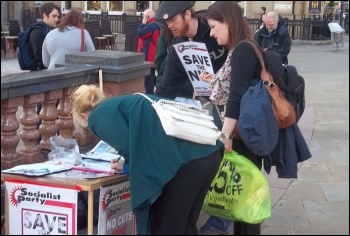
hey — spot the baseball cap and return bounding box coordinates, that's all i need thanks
[155,1,196,21]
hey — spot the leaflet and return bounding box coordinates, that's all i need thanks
[82,140,124,162]
[1,162,71,176]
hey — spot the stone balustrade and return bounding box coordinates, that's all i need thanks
[1,50,151,170]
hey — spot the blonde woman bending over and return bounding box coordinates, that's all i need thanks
[70,84,224,235]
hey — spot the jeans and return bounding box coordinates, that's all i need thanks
[145,68,156,94]
[205,215,232,231]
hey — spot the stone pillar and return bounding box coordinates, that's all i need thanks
[65,50,152,145]
[18,93,44,164]
[56,87,74,139]
[65,50,151,97]
[39,89,62,152]
[1,97,24,170]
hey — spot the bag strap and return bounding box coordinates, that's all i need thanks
[134,93,155,104]
[244,41,274,84]
[80,28,85,52]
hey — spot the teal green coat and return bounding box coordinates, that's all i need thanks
[88,94,223,234]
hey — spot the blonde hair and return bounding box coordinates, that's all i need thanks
[70,84,106,134]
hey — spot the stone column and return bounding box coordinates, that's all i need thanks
[65,50,152,145]
[65,50,151,97]
[1,97,24,170]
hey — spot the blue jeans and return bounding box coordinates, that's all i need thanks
[204,215,232,231]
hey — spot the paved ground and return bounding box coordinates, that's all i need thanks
[1,34,349,235]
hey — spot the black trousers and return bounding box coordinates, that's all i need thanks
[145,68,156,95]
[150,149,223,235]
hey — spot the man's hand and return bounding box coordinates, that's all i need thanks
[142,16,149,24]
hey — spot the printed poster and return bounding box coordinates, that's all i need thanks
[98,180,136,235]
[309,1,321,14]
[173,41,214,96]
[5,181,78,235]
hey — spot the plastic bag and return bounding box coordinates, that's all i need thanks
[48,136,82,165]
[202,151,271,224]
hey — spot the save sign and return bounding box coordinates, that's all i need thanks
[5,181,78,235]
[173,42,214,96]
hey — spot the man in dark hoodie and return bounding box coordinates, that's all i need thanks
[255,11,291,65]
[29,3,60,71]
[154,1,228,102]
[154,1,228,141]
[154,2,229,235]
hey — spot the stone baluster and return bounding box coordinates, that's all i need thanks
[1,97,24,170]
[18,93,44,164]
[39,90,62,152]
[56,87,74,139]
[73,128,96,147]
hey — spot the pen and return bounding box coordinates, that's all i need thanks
[72,166,115,175]
[110,156,123,172]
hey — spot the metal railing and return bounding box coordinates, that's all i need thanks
[22,9,332,41]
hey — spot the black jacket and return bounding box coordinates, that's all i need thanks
[254,21,291,65]
[29,21,50,71]
[264,124,312,178]
[155,16,228,99]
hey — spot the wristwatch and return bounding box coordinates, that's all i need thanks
[220,132,234,140]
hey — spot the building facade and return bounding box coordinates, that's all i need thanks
[2,1,347,29]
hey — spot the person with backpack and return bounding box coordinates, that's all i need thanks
[154,1,229,234]
[198,2,279,234]
[254,11,291,65]
[137,9,162,94]
[42,9,95,69]
[27,3,60,71]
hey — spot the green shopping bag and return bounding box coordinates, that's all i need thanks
[202,151,271,224]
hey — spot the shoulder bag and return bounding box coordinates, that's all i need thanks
[247,41,296,129]
[80,28,85,52]
[135,93,220,146]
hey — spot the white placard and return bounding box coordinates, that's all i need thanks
[5,181,78,235]
[98,181,137,235]
[173,41,214,96]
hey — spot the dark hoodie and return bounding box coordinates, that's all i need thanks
[155,15,228,99]
[254,19,291,65]
[28,21,50,71]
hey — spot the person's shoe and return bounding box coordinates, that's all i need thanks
[198,224,229,235]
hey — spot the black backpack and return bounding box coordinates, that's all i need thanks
[262,49,305,122]
[277,65,305,122]
[17,23,48,70]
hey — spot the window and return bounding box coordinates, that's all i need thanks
[63,1,71,11]
[136,1,149,12]
[108,1,123,11]
[87,1,101,11]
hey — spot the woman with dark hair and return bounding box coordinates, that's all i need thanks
[199,1,268,234]
[42,9,95,69]
[259,6,267,27]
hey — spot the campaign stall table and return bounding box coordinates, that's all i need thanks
[1,172,130,235]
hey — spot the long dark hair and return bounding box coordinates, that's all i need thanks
[58,9,85,32]
[205,1,253,50]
